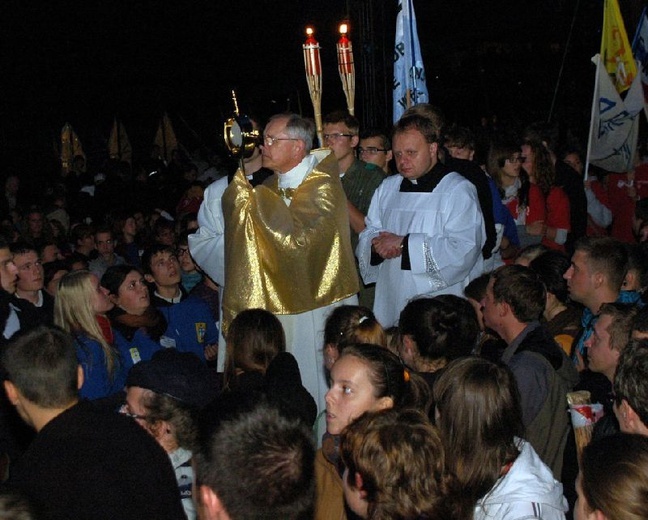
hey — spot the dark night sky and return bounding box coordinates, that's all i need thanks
[0,0,638,176]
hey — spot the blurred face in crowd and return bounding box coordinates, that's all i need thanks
[0,248,18,295]
[147,251,181,289]
[95,232,115,261]
[564,250,595,308]
[14,251,44,293]
[177,245,196,274]
[323,122,358,166]
[27,212,44,236]
[358,136,392,173]
[89,274,114,315]
[584,314,618,381]
[41,244,62,263]
[111,270,150,316]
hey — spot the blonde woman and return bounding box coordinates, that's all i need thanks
[54,270,126,399]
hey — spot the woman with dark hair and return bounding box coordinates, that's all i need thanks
[113,212,142,266]
[316,344,430,520]
[222,308,286,391]
[435,357,567,520]
[529,250,581,354]
[221,308,317,428]
[522,141,571,252]
[101,265,163,372]
[398,295,479,409]
[488,140,535,250]
[576,433,648,520]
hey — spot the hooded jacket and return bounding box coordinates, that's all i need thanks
[474,440,567,520]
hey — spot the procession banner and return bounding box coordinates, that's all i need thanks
[393,0,429,122]
[631,7,648,116]
[587,54,643,174]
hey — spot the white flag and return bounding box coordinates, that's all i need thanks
[588,54,643,173]
[393,0,429,122]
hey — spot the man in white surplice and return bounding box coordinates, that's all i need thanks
[357,114,485,327]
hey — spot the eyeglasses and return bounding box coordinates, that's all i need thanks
[263,135,299,147]
[358,146,387,155]
[119,404,148,421]
[176,247,189,256]
[507,156,525,164]
[323,133,354,141]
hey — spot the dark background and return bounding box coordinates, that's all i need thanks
[0,0,645,185]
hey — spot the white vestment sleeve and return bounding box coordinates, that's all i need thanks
[356,185,384,285]
[188,177,228,286]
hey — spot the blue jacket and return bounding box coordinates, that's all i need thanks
[74,333,128,400]
[155,296,218,362]
[113,327,162,373]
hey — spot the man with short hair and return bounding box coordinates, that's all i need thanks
[10,242,53,329]
[614,339,648,435]
[221,113,359,414]
[358,129,392,174]
[195,402,315,520]
[482,265,578,476]
[323,110,385,308]
[584,302,638,382]
[0,238,19,341]
[323,110,385,239]
[3,326,186,520]
[88,227,125,280]
[563,237,640,367]
[142,244,218,363]
[357,114,484,327]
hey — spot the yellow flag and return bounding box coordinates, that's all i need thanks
[601,0,637,93]
[108,118,133,164]
[60,123,86,175]
[154,113,178,164]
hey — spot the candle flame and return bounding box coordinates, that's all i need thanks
[306,26,314,36]
[339,23,348,35]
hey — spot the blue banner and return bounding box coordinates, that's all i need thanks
[393,0,429,122]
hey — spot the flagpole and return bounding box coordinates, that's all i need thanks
[548,0,581,123]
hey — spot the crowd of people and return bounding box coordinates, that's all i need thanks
[0,103,646,519]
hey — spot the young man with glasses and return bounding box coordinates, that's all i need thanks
[323,111,385,309]
[89,227,126,280]
[359,129,393,174]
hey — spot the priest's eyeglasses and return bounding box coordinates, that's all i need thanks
[263,135,299,147]
[358,146,387,155]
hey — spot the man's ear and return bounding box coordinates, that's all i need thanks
[498,300,511,318]
[200,485,229,519]
[351,135,360,148]
[144,273,156,284]
[385,150,393,163]
[429,142,439,159]
[4,381,19,405]
[593,271,605,289]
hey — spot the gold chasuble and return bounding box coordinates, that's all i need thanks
[221,149,359,331]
